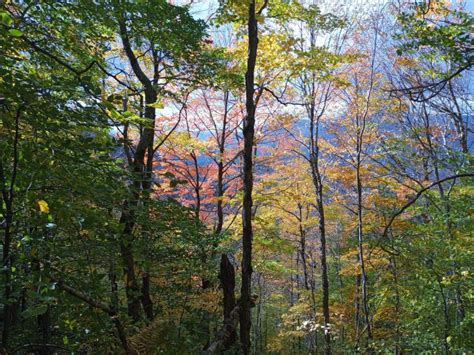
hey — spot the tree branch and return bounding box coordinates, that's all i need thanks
[382,173,474,238]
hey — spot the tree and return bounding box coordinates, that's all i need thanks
[240,2,261,353]
[1,0,473,353]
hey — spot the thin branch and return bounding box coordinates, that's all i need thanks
[262,87,306,106]
[50,275,113,315]
[382,173,474,238]
[257,0,269,16]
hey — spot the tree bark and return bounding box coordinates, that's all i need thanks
[298,203,310,290]
[205,254,237,354]
[308,102,331,354]
[221,254,237,349]
[205,304,241,355]
[118,203,142,321]
[214,90,229,236]
[356,134,372,341]
[240,1,259,353]
[141,273,154,321]
[117,16,159,322]
[1,191,13,350]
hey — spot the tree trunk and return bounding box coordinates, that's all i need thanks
[119,202,142,321]
[141,273,154,321]
[118,17,159,322]
[240,1,259,354]
[354,273,361,344]
[1,201,13,350]
[205,254,237,354]
[298,204,310,290]
[356,148,372,341]
[315,182,331,355]
[214,90,228,235]
[308,102,331,354]
[37,305,52,355]
[220,254,236,350]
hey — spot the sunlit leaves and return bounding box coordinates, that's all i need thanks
[37,200,50,214]
[396,0,473,74]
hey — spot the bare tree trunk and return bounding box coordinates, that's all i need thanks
[333,231,346,346]
[314,184,331,355]
[356,144,372,341]
[216,159,225,235]
[1,191,14,350]
[298,204,310,290]
[354,273,361,344]
[118,212,142,322]
[141,272,154,321]
[205,254,237,354]
[308,251,319,353]
[307,100,331,354]
[240,1,262,353]
[221,255,236,326]
[352,28,379,345]
[214,90,229,236]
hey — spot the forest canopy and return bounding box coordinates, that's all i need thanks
[0,0,473,354]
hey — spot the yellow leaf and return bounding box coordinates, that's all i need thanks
[37,200,49,214]
[147,101,164,109]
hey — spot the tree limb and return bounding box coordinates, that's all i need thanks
[382,173,474,238]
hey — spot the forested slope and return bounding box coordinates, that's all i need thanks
[0,1,473,354]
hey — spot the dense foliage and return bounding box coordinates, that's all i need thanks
[0,0,472,354]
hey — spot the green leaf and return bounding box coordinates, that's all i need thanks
[147,101,164,109]
[0,12,13,26]
[8,29,23,37]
